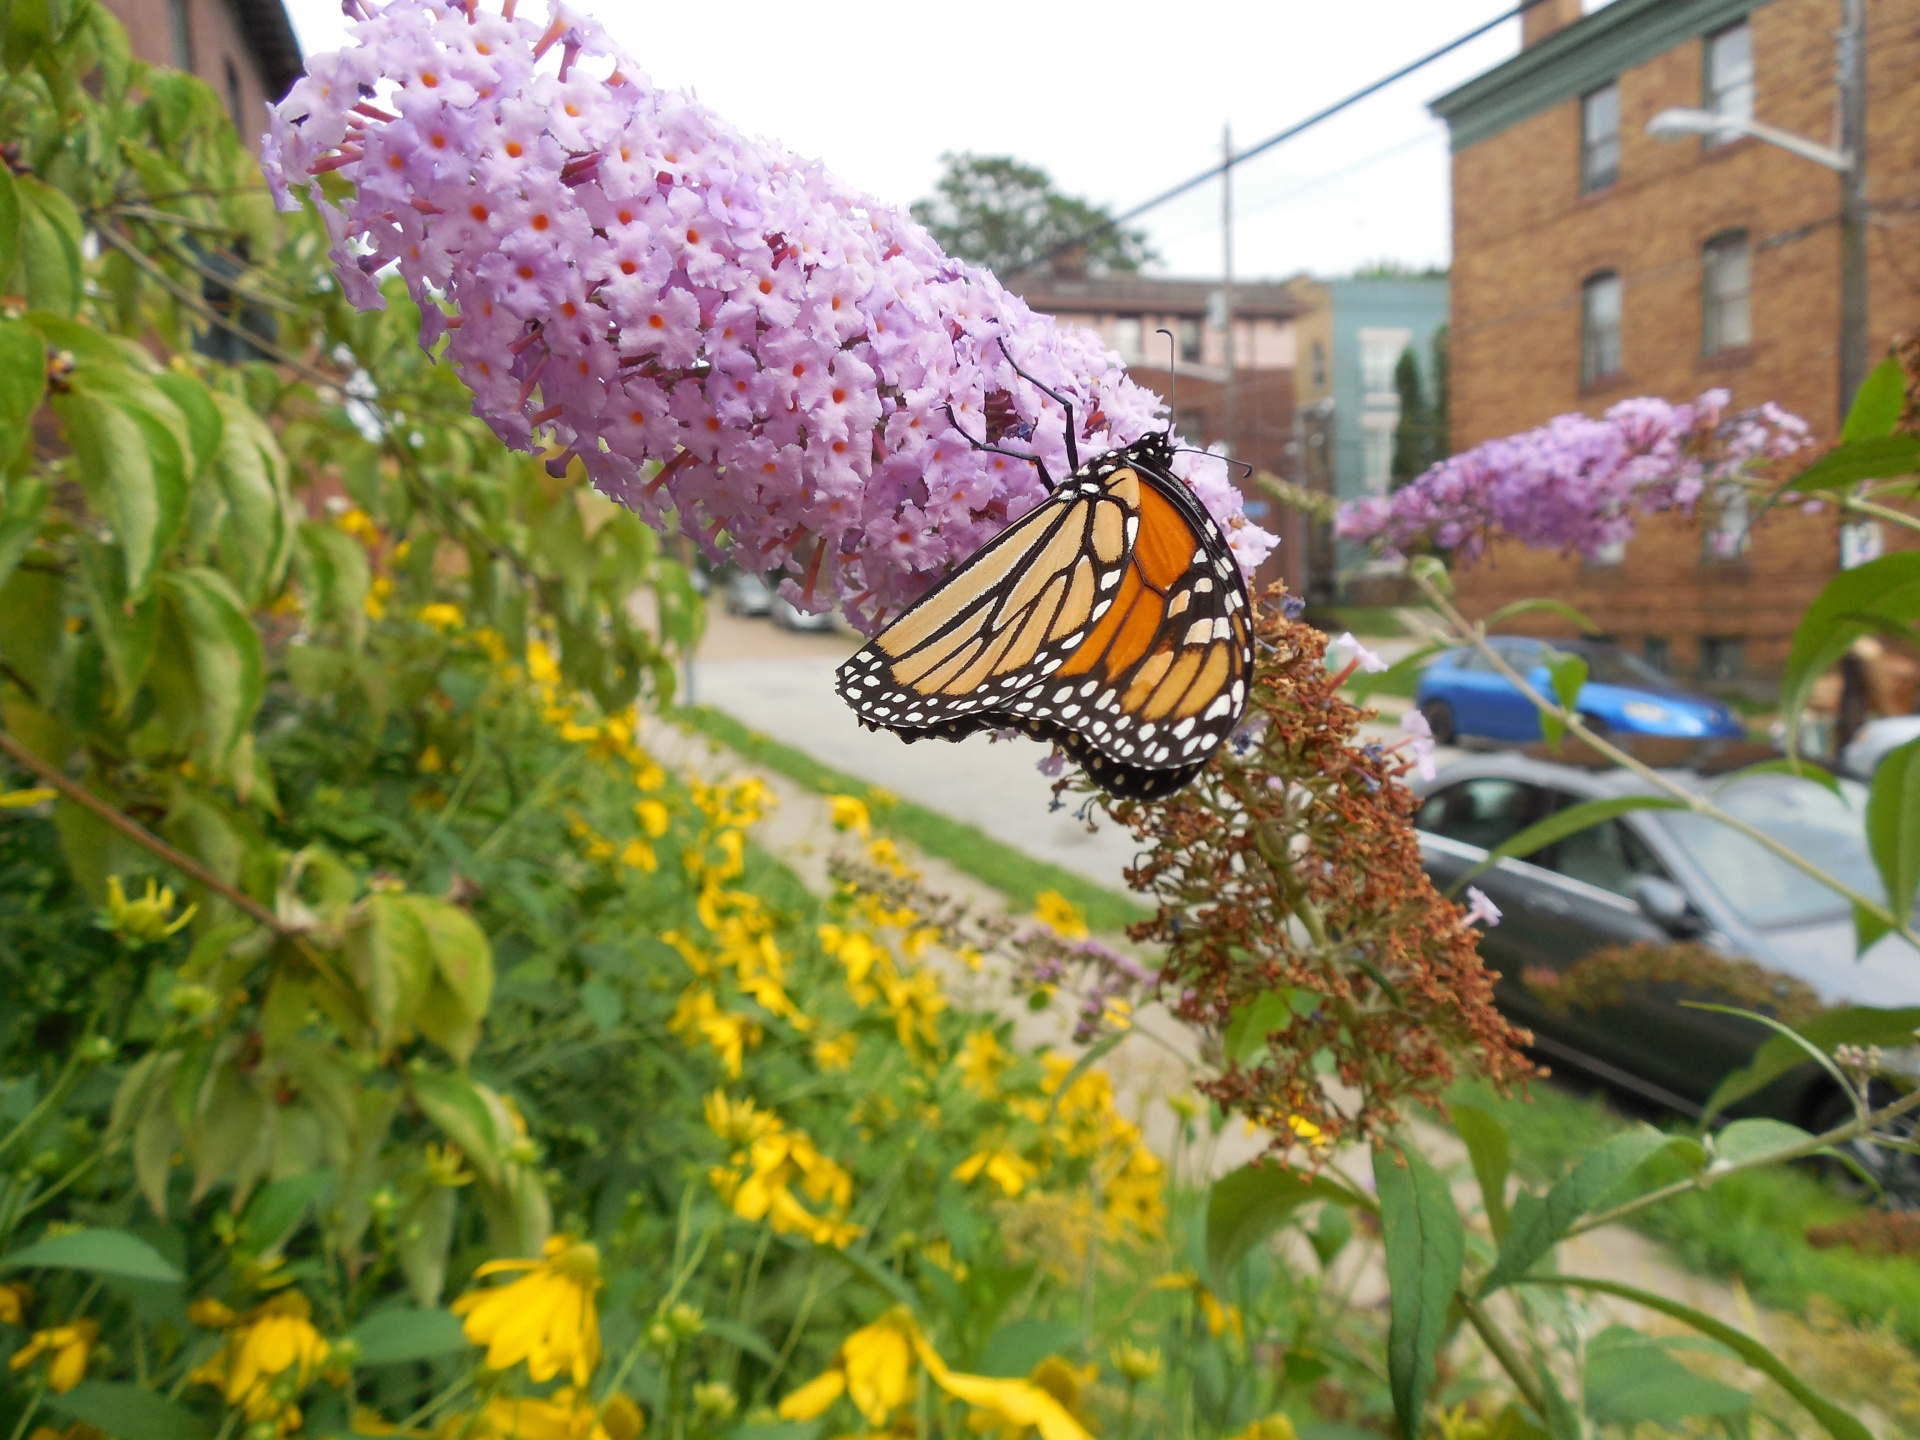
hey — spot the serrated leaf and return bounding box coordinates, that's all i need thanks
[15,176,82,316]
[349,894,436,1053]
[53,377,189,597]
[406,895,494,1064]
[1481,1126,1677,1295]
[158,567,264,772]
[347,1306,473,1365]
[46,1382,210,1440]
[211,393,292,603]
[1451,1104,1511,1242]
[1865,735,1920,929]
[1205,1162,1362,1283]
[1701,1005,1920,1121]
[0,315,46,470]
[3,1228,183,1282]
[1522,1275,1870,1440]
[1841,355,1909,443]
[1445,796,1687,895]
[1374,1139,1465,1440]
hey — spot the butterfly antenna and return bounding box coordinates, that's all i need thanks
[994,337,1078,473]
[943,403,1055,491]
[1156,327,1177,429]
[1172,446,1255,478]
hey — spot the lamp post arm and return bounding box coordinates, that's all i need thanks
[1736,116,1851,173]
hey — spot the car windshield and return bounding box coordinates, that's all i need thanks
[1572,645,1681,692]
[1656,777,1880,928]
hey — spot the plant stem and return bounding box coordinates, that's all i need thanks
[1459,1295,1547,1417]
[1412,573,1920,948]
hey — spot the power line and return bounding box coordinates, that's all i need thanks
[1002,0,1546,280]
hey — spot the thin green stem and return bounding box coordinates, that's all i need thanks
[1842,493,1920,533]
[1460,1296,1547,1418]
[753,1264,822,1405]
[1413,573,1920,948]
[5,1380,43,1440]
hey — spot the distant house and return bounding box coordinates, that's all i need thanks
[1430,0,1920,688]
[98,0,303,150]
[1287,275,1450,605]
[1011,263,1305,588]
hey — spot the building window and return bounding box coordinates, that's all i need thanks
[1642,636,1670,674]
[1699,635,1745,685]
[1704,22,1754,136]
[1841,520,1884,570]
[1310,340,1326,388]
[1701,230,1750,354]
[1580,272,1622,385]
[1358,326,1411,398]
[1360,414,1396,495]
[1580,83,1620,193]
[1178,411,1207,446]
[1113,316,1142,363]
[1704,482,1750,560]
[1588,536,1627,567]
[224,57,244,130]
[1177,317,1201,364]
[167,0,193,69]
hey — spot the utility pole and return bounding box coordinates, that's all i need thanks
[1836,0,1869,419]
[1220,124,1237,458]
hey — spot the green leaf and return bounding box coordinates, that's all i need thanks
[1781,552,1920,739]
[0,476,47,597]
[397,1185,457,1308]
[295,520,370,647]
[706,1316,780,1367]
[408,1070,501,1186]
[211,394,292,603]
[1223,991,1298,1065]
[15,176,82,317]
[976,1317,1082,1378]
[1480,1126,1676,1295]
[158,567,264,772]
[1539,649,1588,750]
[1206,1162,1366,1283]
[1865,735,1920,925]
[239,1171,330,1255]
[1519,1275,1871,1440]
[45,1382,210,1440]
[1408,554,1451,597]
[53,377,190,597]
[406,895,494,1065]
[1713,756,1842,796]
[3,1227,183,1282]
[1374,1139,1465,1440]
[77,538,159,711]
[1713,1117,1817,1167]
[817,1241,919,1310]
[1445,796,1687,895]
[0,166,19,285]
[346,1306,473,1365]
[1841,355,1910,443]
[1485,599,1601,634]
[1699,1005,1920,1121]
[1450,1104,1511,1242]
[0,315,46,470]
[152,371,222,484]
[1583,1327,1750,1427]
[1788,435,1920,493]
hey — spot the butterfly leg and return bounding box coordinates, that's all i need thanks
[994,337,1079,472]
[943,403,1055,491]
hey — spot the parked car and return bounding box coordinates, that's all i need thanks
[1414,753,1918,1193]
[772,595,839,633]
[1839,713,1920,779]
[724,570,775,618]
[1416,637,1745,747]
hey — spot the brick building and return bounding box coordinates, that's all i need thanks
[1011,266,1305,587]
[98,0,303,150]
[1431,0,1920,686]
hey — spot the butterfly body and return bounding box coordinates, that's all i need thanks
[835,431,1253,800]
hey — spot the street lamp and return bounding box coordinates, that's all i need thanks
[1643,0,1868,421]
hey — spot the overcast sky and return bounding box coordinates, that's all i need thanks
[280,0,1537,282]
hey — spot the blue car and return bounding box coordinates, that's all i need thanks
[1415,637,1747,745]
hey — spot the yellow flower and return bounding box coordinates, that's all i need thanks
[954,1146,1040,1197]
[0,1281,30,1325]
[828,794,871,838]
[424,1142,474,1188]
[8,1319,95,1393]
[450,1236,603,1387]
[104,875,196,942]
[1109,1341,1162,1383]
[812,1033,857,1072]
[633,799,670,837]
[187,1297,235,1329]
[420,745,445,774]
[0,788,54,809]
[619,838,658,873]
[364,574,395,620]
[956,1029,1010,1097]
[439,1387,642,1440]
[778,1311,915,1426]
[418,603,465,632]
[670,988,758,1077]
[1286,1114,1328,1147]
[189,1291,329,1432]
[1032,890,1088,942]
[1028,1355,1097,1420]
[335,506,382,545]
[912,1329,1090,1440]
[1153,1272,1244,1340]
[703,1091,780,1148]
[1228,1419,1299,1440]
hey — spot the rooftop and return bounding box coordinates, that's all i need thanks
[1009,269,1305,321]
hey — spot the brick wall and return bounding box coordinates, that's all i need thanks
[98,0,281,152]
[1447,0,1920,682]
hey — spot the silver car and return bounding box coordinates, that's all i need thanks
[1413,754,1919,1184]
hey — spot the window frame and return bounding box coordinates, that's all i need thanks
[1700,229,1751,356]
[1177,317,1202,364]
[1580,82,1621,194]
[1580,271,1624,387]
[1703,21,1755,140]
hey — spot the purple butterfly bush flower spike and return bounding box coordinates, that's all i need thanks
[263,0,1275,632]
[1336,391,1809,563]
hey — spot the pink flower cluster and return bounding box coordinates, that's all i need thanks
[264,0,1274,629]
[1336,391,1808,563]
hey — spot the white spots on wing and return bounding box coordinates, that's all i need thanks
[1099,571,1121,590]
[1184,620,1212,646]
[1204,694,1233,721]
[1193,577,1214,594]
[1171,717,1196,739]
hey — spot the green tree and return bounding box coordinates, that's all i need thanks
[1430,321,1451,461]
[1390,347,1436,486]
[909,153,1157,279]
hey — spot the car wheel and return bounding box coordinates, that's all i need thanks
[1807,1083,1920,1209]
[1418,698,1455,746]
[1578,713,1611,738]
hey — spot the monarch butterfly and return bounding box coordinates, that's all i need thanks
[835,366,1253,800]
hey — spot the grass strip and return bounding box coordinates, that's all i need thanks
[672,704,1152,933]
[1450,1076,1920,1351]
